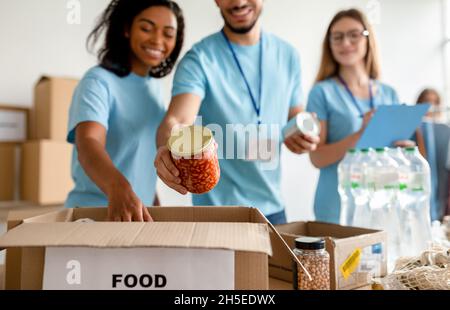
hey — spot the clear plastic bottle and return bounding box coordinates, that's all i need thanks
[338,149,358,226]
[402,147,432,255]
[367,148,400,269]
[351,148,375,228]
[293,237,330,290]
[388,147,413,259]
[367,148,398,226]
[387,147,411,192]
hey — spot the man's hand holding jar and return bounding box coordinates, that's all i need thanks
[154,125,220,195]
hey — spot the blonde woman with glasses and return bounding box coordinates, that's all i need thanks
[306,9,418,224]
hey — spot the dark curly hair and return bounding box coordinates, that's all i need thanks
[87,0,184,78]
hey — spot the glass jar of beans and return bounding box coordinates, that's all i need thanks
[167,125,220,194]
[293,237,330,290]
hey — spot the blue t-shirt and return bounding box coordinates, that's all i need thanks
[172,31,303,216]
[65,66,166,208]
[306,78,399,223]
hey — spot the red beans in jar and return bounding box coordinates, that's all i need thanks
[167,126,220,194]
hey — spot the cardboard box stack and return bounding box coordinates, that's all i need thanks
[0,105,28,202]
[0,144,18,201]
[21,76,78,205]
[0,76,77,206]
[0,206,300,290]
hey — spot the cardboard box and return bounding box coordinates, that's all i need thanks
[0,144,19,201]
[0,105,28,143]
[1,203,63,290]
[0,206,298,290]
[21,140,73,205]
[0,264,4,290]
[269,277,292,290]
[31,76,78,140]
[269,221,387,290]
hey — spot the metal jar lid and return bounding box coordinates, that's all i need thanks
[295,237,326,250]
[167,125,214,157]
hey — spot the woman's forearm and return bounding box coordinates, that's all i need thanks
[309,131,361,168]
[77,137,130,196]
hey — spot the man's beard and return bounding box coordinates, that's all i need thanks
[221,7,261,34]
[223,16,258,34]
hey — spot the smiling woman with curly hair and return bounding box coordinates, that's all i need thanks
[65,0,185,222]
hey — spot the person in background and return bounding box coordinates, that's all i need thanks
[65,0,184,222]
[306,8,421,224]
[154,0,319,224]
[416,88,444,122]
[415,88,449,220]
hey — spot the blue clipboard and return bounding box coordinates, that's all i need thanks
[356,104,430,149]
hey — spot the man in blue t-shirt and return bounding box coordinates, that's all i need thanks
[154,0,319,224]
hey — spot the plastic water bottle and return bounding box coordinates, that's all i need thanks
[387,148,410,192]
[351,148,376,228]
[338,149,358,226]
[388,147,413,258]
[402,147,432,255]
[380,148,409,267]
[367,149,398,229]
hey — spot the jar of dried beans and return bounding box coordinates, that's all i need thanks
[293,237,330,290]
[167,125,220,194]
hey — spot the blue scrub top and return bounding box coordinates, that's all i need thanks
[172,31,303,216]
[65,66,166,208]
[306,78,399,223]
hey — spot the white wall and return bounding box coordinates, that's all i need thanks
[0,0,445,221]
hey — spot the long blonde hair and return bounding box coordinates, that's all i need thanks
[315,9,380,83]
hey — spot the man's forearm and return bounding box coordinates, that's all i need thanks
[156,115,181,148]
[157,93,203,148]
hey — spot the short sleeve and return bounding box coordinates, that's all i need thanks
[172,48,207,100]
[289,50,303,108]
[306,84,328,121]
[67,77,110,144]
[391,87,400,104]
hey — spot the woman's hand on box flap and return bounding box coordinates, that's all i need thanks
[154,146,188,195]
[107,179,153,222]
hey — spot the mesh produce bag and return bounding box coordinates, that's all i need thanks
[382,246,450,290]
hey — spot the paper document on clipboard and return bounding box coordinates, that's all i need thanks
[356,104,430,149]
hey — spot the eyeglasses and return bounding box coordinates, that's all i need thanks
[329,29,369,45]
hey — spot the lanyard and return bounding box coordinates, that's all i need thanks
[222,29,263,125]
[337,75,374,117]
